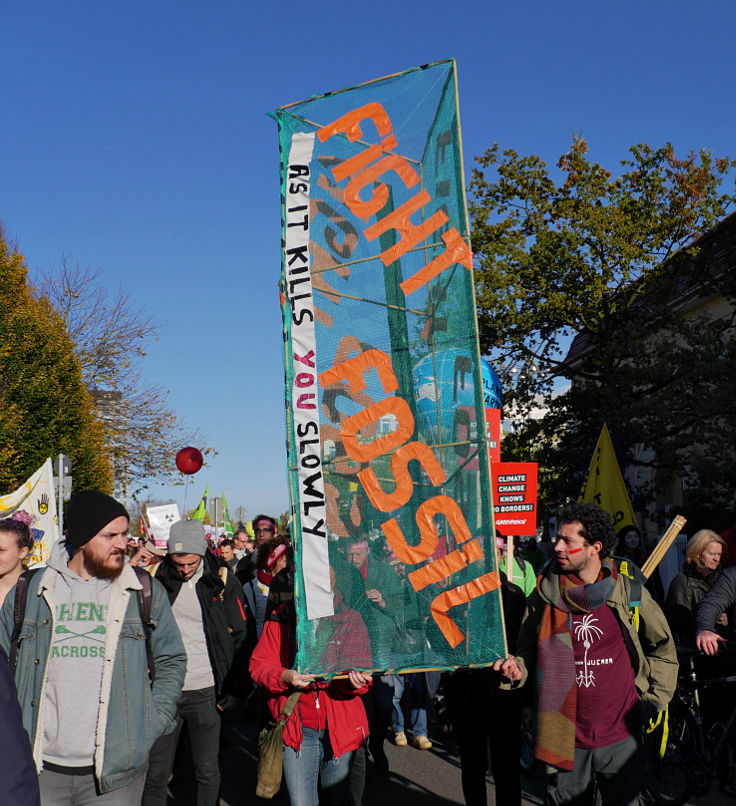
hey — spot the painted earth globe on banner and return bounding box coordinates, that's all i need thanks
[481,359,503,410]
[412,348,478,441]
[175,447,203,475]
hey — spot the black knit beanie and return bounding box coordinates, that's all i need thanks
[65,490,129,550]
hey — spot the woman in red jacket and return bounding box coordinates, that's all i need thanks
[249,567,371,806]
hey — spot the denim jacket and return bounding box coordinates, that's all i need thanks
[0,561,186,794]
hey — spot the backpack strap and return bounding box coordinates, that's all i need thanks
[132,566,155,684]
[615,555,670,755]
[9,568,42,672]
[513,549,526,573]
[614,556,645,630]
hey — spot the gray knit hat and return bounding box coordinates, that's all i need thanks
[167,519,208,556]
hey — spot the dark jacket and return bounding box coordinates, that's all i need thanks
[695,566,736,638]
[445,573,527,707]
[0,646,40,806]
[235,551,257,585]
[156,551,254,698]
[666,565,725,645]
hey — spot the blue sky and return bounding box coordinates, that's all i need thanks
[2,1,735,521]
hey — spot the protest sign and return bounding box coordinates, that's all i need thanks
[275,60,505,675]
[145,503,180,549]
[492,462,538,536]
[485,408,501,465]
[0,459,59,566]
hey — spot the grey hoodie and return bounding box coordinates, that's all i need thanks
[42,540,113,767]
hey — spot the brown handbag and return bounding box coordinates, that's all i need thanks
[256,690,302,799]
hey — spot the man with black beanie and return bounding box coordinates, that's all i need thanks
[0,489,187,805]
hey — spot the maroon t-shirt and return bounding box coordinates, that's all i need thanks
[571,603,640,748]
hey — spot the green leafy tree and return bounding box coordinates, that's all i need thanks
[469,138,736,529]
[0,226,112,492]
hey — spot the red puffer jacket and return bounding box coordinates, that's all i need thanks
[249,617,370,756]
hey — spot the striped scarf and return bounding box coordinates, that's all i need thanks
[534,559,618,770]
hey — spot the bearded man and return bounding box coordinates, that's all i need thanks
[0,489,186,805]
[496,502,677,806]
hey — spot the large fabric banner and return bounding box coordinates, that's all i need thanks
[0,459,59,567]
[275,60,505,675]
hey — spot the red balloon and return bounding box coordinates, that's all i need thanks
[176,447,203,475]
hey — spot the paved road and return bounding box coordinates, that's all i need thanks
[170,712,734,805]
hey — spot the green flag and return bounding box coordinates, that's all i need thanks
[221,492,234,538]
[191,486,209,522]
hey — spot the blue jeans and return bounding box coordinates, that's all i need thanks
[389,673,428,737]
[283,727,353,806]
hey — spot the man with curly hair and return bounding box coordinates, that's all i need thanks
[496,502,677,805]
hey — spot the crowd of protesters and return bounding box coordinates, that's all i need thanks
[1,493,736,806]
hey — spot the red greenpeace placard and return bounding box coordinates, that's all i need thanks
[485,408,501,465]
[492,462,538,536]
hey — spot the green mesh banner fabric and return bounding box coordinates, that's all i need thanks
[275,60,506,675]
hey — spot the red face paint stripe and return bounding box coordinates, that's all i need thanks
[568,548,583,554]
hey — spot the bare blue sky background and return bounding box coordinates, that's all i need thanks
[2,1,734,520]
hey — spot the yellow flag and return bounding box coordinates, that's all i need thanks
[579,424,637,531]
[190,486,209,522]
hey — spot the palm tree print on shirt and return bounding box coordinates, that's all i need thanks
[573,613,603,687]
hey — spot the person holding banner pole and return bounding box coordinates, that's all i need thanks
[445,556,526,806]
[250,574,372,806]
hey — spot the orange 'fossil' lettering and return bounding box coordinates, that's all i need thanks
[380,494,471,566]
[358,441,446,513]
[409,539,483,592]
[319,348,398,397]
[341,396,414,463]
[430,571,501,648]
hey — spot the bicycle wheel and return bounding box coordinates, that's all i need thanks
[648,697,706,803]
[645,760,690,806]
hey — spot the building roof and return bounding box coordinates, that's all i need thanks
[564,211,736,364]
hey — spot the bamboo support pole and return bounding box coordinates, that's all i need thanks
[506,534,515,585]
[641,515,687,579]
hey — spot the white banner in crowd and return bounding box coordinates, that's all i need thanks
[203,524,226,542]
[0,458,60,567]
[146,503,181,549]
